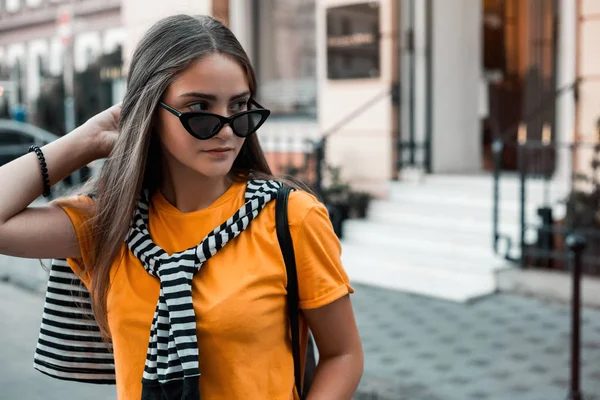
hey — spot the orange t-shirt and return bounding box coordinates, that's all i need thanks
[59,181,354,400]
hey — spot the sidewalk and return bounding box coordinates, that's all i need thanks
[0,281,114,400]
[2,265,600,399]
[353,283,600,400]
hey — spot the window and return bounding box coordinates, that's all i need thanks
[26,0,42,7]
[255,0,317,118]
[6,0,20,12]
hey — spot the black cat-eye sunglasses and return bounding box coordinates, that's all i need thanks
[159,99,270,140]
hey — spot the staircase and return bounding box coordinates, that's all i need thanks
[340,174,569,302]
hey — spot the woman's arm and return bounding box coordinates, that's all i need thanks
[0,105,119,259]
[303,295,364,400]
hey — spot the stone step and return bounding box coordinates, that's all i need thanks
[340,240,511,302]
[342,222,507,266]
[388,180,569,211]
[368,199,561,232]
[396,173,569,192]
[337,175,571,301]
[343,218,532,251]
[387,185,567,211]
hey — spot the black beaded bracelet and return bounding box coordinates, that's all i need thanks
[28,145,51,198]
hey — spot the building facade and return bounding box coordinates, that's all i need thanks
[0,0,124,112]
[229,0,597,196]
[2,0,597,197]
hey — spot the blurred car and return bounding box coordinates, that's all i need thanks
[0,119,91,195]
[0,119,60,166]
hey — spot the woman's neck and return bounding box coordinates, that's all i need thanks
[159,158,233,214]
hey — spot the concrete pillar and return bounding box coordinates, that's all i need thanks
[102,28,126,55]
[229,0,253,59]
[26,39,48,104]
[6,43,25,105]
[430,0,482,173]
[554,0,577,185]
[49,38,63,77]
[74,31,102,73]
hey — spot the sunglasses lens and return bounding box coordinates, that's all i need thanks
[187,115,222,139]
[231,112,266,136]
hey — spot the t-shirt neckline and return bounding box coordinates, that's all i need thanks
[152,181,246,216]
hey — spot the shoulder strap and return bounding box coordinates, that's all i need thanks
[275,185,304,398]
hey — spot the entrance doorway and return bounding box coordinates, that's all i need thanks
[482,0,558,171]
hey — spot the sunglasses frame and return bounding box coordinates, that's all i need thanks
[159,99,271,140]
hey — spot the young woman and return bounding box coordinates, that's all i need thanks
[0,15,363,399]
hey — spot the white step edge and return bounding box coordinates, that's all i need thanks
[341,247,509,303]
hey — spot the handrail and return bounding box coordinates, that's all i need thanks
[321,88,392,139]
[312,87,392,198]
[492,78,580,263]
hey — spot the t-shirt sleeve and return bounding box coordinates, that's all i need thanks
[290,197,354,310]
[56,195,95,286]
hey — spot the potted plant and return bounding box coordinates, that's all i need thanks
[555,141,600,274]
[321,166,351,238]
[348,190,372,219]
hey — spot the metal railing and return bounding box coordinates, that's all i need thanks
[260,135,321,190]
[493,138,600,275]
[264,88,393,199]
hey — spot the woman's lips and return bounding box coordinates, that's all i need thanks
[203,148,233,158]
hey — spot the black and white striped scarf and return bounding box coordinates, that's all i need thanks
[34,179,281,399]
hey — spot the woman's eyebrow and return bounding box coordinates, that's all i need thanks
[178,91,251,101]
[179,92,217,101]
[230,91,251,101]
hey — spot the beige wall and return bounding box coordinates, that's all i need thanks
[578,0,600,141]
[318,0,394,195]
[572,0,600,177]
[122,0,212,68]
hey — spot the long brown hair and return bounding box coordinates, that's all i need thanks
[57,15,293,339]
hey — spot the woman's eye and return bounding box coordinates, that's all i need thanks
[189,102,209,112]
[231,101,248,112]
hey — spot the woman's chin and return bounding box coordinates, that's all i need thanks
[193,161,235,179]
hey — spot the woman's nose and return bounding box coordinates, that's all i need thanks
[215,121,234,139]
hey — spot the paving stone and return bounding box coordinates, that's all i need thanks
[351,284,600,399]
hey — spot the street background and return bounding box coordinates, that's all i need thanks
[2,0,600,399]
[3,257,600,400]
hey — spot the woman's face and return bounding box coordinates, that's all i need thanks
[157,54,250,179]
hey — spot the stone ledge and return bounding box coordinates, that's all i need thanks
[497,267,600,309]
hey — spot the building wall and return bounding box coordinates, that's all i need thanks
[0,0,122,108]
[121,0,212,69]
[578,0,600,141]
[230,0,481,192]
[318,0,394,194]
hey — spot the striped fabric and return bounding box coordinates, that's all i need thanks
[33,258,116,384]
[33,179,281,399]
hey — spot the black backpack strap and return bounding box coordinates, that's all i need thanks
[275,185,304,398]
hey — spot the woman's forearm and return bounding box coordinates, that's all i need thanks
[0,127,97,224]
[305,353,363,400]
